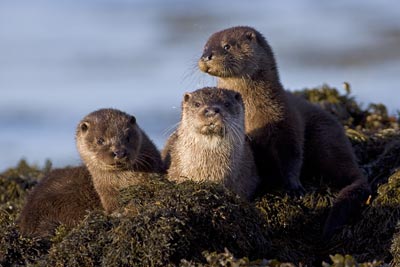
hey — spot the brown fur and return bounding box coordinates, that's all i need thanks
[76,108,165,213]
[198,26,370,237]
[162,87,259,200]
[17,166,101,237]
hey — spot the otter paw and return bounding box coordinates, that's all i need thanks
[285,184,306,198]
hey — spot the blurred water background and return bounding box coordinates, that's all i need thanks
[1,0,399,171]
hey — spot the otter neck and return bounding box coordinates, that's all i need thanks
[217,72,286,133]
[176,128,243,183]
[87,167,146,213]
[87,166,144,190]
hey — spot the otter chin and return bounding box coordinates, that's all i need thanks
[199,123,224,136]
[162,87,260,200]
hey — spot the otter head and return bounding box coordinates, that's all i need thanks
[76,108,142,171]
[181,87,245,139]
[198,26,275,78]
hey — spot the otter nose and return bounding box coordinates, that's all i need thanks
[113,149,127,160]
[204,106,220,117]
[201,50,213,61]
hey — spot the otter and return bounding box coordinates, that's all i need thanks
[17,166,101,237]
[162,87,259,200]
[198,26,370,237]
[76,108,165,213]
[18,109,164,237]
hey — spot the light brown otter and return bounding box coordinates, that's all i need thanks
[162,87,259,200]
[198,26,370,237]
[76,108,165,213]
[17,166,101,237]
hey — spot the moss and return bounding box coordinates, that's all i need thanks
[0,85,399,266]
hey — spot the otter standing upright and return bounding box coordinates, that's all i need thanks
[162,87,259,200]
[198,26,370,237]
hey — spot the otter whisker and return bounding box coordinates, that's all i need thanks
[163,122,180,137]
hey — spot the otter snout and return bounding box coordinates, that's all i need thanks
[203,106,220,117]
[201,49,213,61]
[198,50,214,73]
[112,149,128,160]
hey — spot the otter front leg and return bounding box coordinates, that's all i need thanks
[273,139,305,196]
[95,187,120,214]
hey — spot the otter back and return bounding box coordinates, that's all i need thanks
[17,166,101,237]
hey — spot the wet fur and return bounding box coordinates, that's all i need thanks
[199,26,370,237]
[18,109,165,237]
[163,87,259,200]
[17,166,101,237]
[76,108,165,213]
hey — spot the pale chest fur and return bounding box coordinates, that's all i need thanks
[90,169,145,191]
[175,134,243,183]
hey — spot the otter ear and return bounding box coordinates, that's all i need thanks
[129,116,136,125]
[183,93,192,102]
[245,31,257,42]
[80,122,89,133]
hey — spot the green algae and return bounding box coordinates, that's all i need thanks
[1,85,400,266]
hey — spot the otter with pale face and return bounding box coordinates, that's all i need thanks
[163,87,259,200]
[76,108,164,213]
[198,26,370,237]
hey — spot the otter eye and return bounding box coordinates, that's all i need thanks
[223,44,231,51]
[194,102,201,108]
[97,138,105,145]
[224,102,231,108]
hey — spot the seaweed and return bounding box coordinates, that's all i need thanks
[391,223,400,266]
[1,85,399,266]
[42,180,270,266]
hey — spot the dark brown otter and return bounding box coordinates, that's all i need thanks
[198,26,370,237]
[76,108,165,213]
[17,166,101,237]
[162,87,259,200]
[18,108,164,237]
